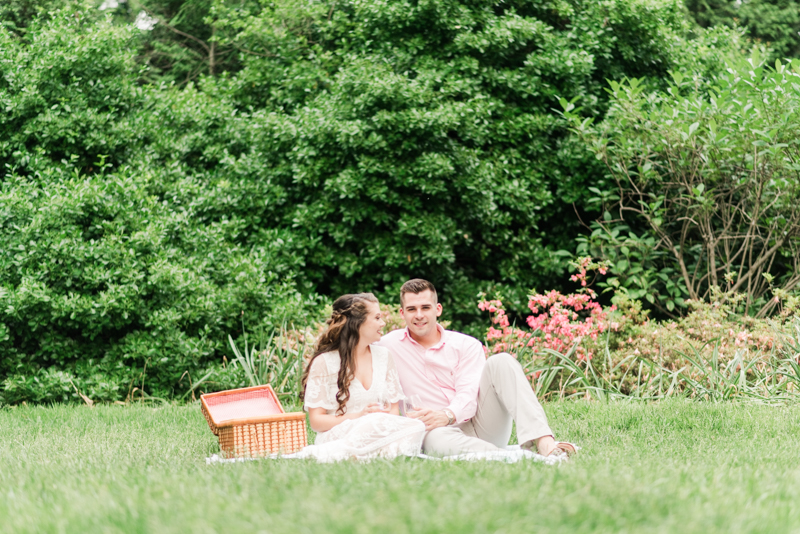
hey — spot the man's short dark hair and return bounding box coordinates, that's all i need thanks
[400,279,438,306]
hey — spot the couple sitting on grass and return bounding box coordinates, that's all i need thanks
[298,278,576,462]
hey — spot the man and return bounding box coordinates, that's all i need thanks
[377,278,575,457]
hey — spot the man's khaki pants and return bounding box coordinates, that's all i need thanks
[422,352,553,456]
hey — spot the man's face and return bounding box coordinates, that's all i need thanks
[400,290,442,339]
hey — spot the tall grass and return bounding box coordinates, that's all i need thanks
[208,316,800,406]
[225,323,312,400]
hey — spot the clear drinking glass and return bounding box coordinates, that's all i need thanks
[404,394,422,416]
[376,392,391,412]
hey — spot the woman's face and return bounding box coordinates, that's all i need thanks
[358,301,386,346]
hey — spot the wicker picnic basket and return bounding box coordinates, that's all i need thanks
[201,385,307,458]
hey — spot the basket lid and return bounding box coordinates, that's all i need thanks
[201,385,285,428]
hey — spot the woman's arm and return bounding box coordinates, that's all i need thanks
[307,403,393,433]
[381,351,404,417]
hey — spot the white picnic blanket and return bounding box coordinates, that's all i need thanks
[206,445,570,465]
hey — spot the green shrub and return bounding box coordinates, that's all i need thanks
[3,3,747,332]
[0,169,317,401]
[0,2,755,402]
[208,0,746,326]
[686,0,800,62]
[569,55,800,317]
[0,10,323,403]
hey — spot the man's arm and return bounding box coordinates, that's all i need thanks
[412,339,485,430]
[445,339,485,423]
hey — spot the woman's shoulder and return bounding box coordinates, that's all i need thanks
[370,344,391,360]
[310,351,340,374]
[371,345,396,373]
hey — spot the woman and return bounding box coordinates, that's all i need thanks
[298,293,425,462]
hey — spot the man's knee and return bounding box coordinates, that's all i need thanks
[486,352,521,372]
[422,426,460,447]
[422,427,463,457]
[422,426,502,456]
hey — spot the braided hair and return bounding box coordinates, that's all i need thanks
[300,293,379,415]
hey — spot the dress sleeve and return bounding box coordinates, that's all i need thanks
[303,355,338,412]
[384,350,406,403]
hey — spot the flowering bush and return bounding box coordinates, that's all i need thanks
[611,298,782,369]
[480,258,610,361]
[479,257,800,399]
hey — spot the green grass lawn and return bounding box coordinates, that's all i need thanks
[2,400,800,533]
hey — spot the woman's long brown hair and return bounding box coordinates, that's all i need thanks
[300,293,379,415]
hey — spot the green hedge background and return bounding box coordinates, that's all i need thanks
[0,0,788,402]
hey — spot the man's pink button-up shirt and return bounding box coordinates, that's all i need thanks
[377,324,486,424]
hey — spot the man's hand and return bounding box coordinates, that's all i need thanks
[409,408,450,431]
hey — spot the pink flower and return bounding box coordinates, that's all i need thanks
[487,327,504,340]
[734,330,751,347]
[481,277,611,359]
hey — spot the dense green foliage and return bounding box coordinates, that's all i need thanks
[207,0,741,320]
[0,1,749,402]
[0,0,62,35]
[0,11,317,402]
[685,0,800,62]
[570,56,800,315]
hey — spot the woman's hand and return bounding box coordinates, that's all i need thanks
[308,401,397,433]
[359,403,386,416]
[308,406,372,432]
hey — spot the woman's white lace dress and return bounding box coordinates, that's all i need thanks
[299,345,425,462]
